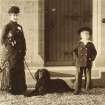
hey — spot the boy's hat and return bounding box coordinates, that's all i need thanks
[78,27,92,35]
[8,6,20,14]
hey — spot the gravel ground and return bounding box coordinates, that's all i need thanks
[0,88,105,105]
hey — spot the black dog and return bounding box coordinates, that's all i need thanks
[25,69,74,96]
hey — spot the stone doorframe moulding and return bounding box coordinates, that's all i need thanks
[93,0,101,67]
[93,0,101,56]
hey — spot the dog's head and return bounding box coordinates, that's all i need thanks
[34,69,50,81]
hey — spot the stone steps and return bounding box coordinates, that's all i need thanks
[25,66,105,88]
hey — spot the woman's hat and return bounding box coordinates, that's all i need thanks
[8,6,20,14]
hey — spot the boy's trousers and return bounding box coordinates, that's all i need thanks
[74,67,91,92]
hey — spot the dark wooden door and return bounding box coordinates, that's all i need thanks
[44,0,92,66]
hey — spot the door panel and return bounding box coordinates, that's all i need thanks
[44,0,92,66]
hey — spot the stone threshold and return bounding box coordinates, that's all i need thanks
[25,66,105,79]
[25,66,105,88]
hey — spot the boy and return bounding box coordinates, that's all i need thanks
[1,6,27,95]
[73,27,97,95]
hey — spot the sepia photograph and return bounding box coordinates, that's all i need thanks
[0,0,105,105]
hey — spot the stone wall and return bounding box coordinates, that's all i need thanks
[0,0,43,66]
[95,0,105,67]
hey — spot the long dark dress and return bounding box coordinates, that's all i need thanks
[1,21,27,94]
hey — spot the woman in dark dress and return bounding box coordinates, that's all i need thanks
[1,6,27,95]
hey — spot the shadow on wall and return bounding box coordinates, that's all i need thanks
[92,72,105,88]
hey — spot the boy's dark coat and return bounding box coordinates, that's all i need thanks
[73,41,97,68]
